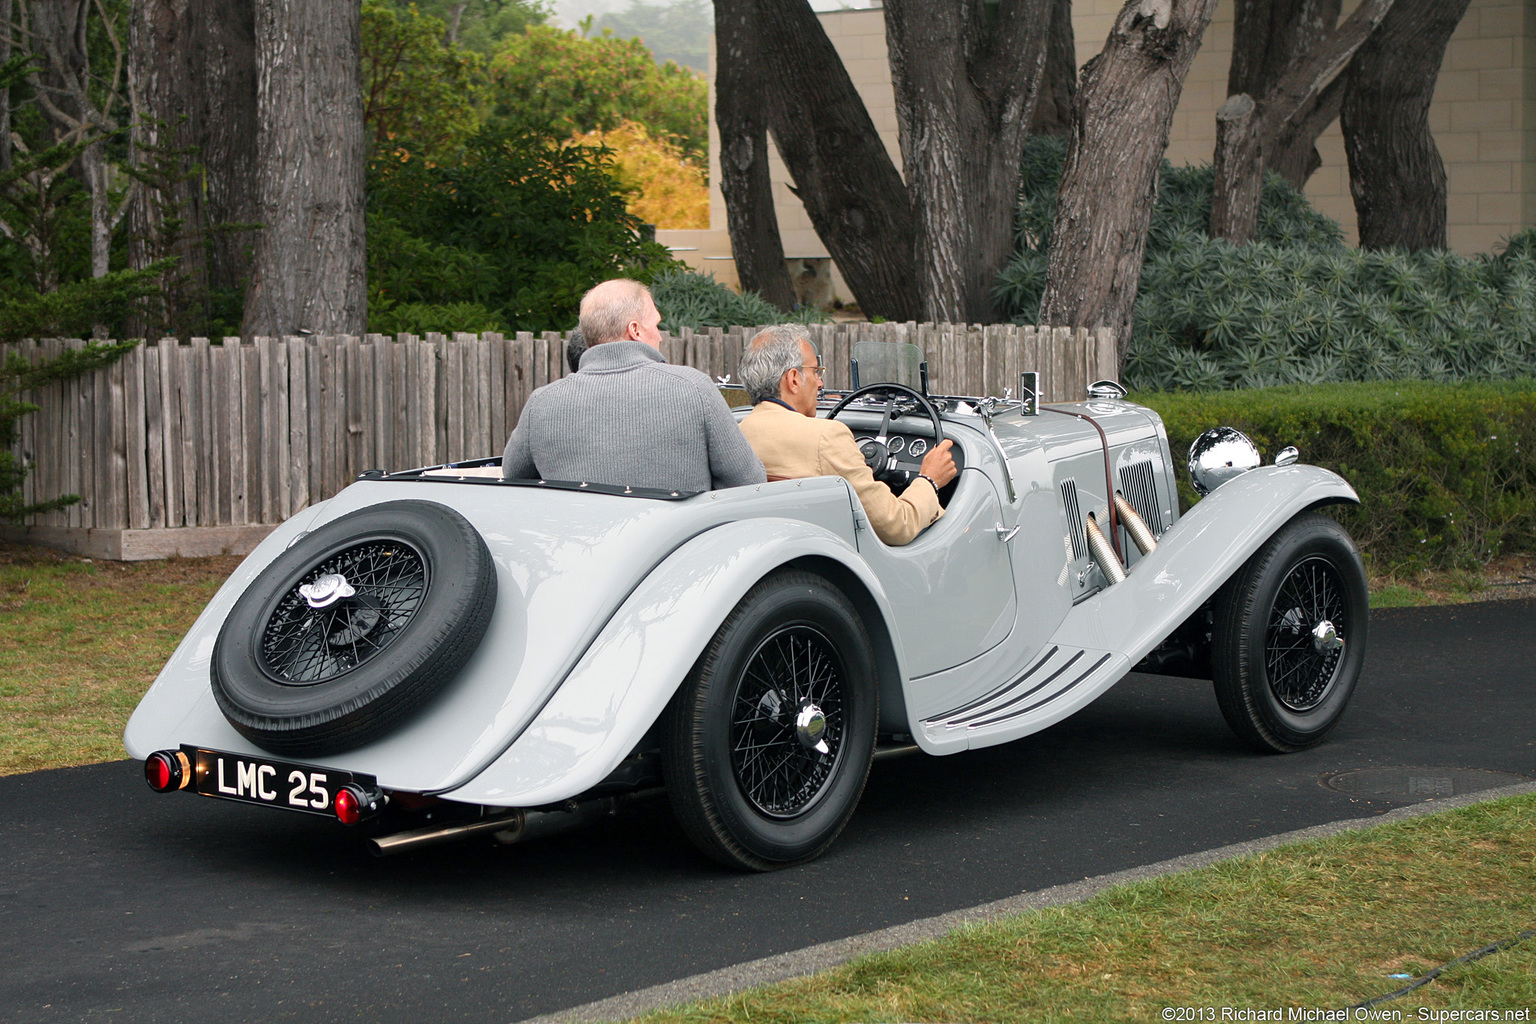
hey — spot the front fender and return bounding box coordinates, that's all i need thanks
[1049,464,1359,660]
[445,518,905,807]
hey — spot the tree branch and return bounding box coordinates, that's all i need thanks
[1259,0,1393,135]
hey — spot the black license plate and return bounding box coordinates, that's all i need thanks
[184,745,376,817]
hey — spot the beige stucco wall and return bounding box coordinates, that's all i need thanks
[657,0,1536,299]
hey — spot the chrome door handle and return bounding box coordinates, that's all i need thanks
[995,523,1020,542]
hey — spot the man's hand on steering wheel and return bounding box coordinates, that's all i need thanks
[919,439,957,489]
[826,382,948,481]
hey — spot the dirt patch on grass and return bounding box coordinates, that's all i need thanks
[0,539,242,586]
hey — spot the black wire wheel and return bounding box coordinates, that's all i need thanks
[1211,511,1369,753]
[259,540,428,685]
[212,500,497,757]
[664,570,877,870]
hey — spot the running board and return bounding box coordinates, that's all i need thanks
[920,644,1128,750]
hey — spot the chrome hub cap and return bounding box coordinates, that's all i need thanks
[1311,619,1343,654]
[795,703,830,754]
[299,572,355,609]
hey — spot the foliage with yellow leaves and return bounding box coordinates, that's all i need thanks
[574,121,709,230]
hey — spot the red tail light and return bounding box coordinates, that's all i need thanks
[334,784,383,825]
[144,750,191,792]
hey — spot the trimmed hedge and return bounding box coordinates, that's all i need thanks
[1136,380,1536,574]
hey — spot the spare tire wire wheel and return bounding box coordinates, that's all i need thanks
[212,500,497,757]
[260,541,428,685]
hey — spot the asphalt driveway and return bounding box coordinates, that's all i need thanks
[1,598,1531,1024]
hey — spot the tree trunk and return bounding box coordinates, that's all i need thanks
[1227,0,1339,182]
[200,0,258,300]
[29,0,127,290]
[128,0,255,335]
[1,0,13,173]
[127,0,207,336]
[1341,0,1471,252]
[444,2,467,47]
[1030,0,1077,138]
[884,0,1052,324]
[1209,0,1393,241]
[242,0,367,337]
[27,0,91,172]
[751,0,918,322]
[1039,0,1218,362]
[712,0,796,311]
[1210,93,1260,242]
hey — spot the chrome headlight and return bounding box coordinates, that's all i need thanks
[1188,426,1261,496]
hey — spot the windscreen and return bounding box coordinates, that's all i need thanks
[851,341,925,392]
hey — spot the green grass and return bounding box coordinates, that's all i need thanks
[0,544,238,775]
[629,796,1536,1024]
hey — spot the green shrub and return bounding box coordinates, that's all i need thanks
[1138,380,1536,573]
[3,340,140,520]
[368,300,507,337]
[650,267,828,331]
[367,122,678,334]
[998,137,1536,390]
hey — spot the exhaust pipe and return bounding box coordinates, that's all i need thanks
[366,789,663,857]
[368,811,527,856]
[1085,513,1127,585]
[1113,492,1158,555]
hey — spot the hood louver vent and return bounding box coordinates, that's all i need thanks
[1118,460,1163,535]
[1060,479,1087,560]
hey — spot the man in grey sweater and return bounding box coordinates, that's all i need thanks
[501,279,766,492]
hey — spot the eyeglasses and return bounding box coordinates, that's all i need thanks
[797,364,824,378]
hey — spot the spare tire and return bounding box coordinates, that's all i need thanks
[211,499,497,757]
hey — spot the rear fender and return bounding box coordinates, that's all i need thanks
[1049,464,1359,661]
[446,519,906,807]
[123,500,334,759]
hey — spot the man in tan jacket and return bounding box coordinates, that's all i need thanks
[738,325,957,546]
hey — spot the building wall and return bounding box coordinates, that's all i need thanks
[658,0,1535,299]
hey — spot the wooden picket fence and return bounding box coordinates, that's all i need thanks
[3,322,1115,537]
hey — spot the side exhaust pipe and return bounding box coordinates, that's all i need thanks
[1113,492,1158,555]
[1085,514,1127,585]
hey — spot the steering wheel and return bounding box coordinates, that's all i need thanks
[825,382,945,476]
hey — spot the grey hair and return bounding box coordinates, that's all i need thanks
[741,324,811,404]
[564,326,586,373]
[578,279,652,344]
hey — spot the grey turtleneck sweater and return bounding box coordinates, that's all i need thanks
[501,340,766,492]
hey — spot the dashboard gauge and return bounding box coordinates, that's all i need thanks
[887,435,905,455]
[907,437,928,457]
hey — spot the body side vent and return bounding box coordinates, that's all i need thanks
[1118,460,1163,535]
[1060,479,1087,560]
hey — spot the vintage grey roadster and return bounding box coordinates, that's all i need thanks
[125,343,1368,870]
